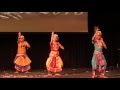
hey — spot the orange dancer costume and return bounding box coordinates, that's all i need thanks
[14,32,31,73]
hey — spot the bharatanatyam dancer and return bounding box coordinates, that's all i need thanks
[14,32,31,73]
[46,31,64,76]
[91,26,107,78]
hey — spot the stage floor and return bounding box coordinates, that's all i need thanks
[0,67,120,78]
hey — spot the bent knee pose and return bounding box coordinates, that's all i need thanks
[14,32,31,73]
[46,31,64,76]
[91,27,107,78]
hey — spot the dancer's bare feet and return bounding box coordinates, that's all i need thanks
[55,73,61,76]
[92,72,97,78]
[99,75,107,78]
[14,71,19,73]
[46,73,52,77]
[25,71,30,73]
[92,75,97,78]
[99,73,107,78]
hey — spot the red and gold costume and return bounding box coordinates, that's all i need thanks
[46,32,64,73]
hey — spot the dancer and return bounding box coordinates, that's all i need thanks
[46,31,64,76]
[91,28,107,78]
[14,32,31,73]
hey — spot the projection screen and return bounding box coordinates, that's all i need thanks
[0,12,88,32]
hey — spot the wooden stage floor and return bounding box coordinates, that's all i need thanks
[0,67,120,78]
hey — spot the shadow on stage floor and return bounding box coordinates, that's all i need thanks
[0,67,120,78]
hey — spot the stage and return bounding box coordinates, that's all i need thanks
[0,67,120,78]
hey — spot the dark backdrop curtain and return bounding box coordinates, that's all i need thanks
[0,32,119,70]
[0,32,90,70]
